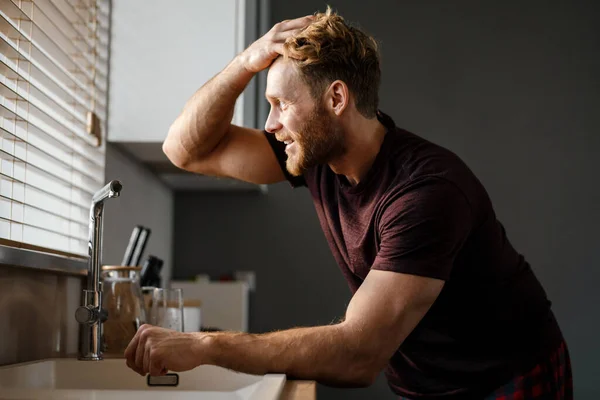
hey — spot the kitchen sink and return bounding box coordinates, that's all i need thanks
[0,358,286,399]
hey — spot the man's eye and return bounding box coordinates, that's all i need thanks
[278,100,287,109]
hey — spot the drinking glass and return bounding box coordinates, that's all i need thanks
[150,288,184,331]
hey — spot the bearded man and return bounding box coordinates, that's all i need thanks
[125,8,572,400]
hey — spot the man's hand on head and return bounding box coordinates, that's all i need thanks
[240,15,314,73]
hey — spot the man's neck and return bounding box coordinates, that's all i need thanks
[328,115,387,186]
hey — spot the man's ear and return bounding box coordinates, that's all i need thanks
[324,80,349,116]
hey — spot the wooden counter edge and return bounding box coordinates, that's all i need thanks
[281,380,316,400]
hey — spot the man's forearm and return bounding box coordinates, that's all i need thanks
[198,323,377,387]
[165,56,254,161]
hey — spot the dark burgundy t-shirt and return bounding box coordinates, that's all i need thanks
[263,111,562,399]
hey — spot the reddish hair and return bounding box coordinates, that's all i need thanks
[283,6,381,118]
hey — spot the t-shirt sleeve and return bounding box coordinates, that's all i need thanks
[372,178,472,281]
[262,131,306,188]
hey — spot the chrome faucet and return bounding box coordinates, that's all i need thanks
[75,180,122,360]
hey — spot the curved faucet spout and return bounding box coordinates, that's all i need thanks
[77,179,123,361]
[93,180,122,204]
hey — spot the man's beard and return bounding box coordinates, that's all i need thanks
[286,105,345,176]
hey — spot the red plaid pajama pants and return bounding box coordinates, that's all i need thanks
[398,341,573,400]
[484,341,573,400]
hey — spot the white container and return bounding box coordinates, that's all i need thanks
[183,300,202,332]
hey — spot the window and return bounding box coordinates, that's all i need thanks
[0,0,109,256]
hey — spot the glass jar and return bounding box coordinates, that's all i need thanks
[101,266,146,356]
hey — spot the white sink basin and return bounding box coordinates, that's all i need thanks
[0,358,286,399]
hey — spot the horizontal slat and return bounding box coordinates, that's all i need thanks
[0,1,92,88]
[0,166,90,213]
[0,145,95,206]
[1,125,102,183]
[0,141,100,198]
[1,96,105,175]
[0,81,105,161]
[0,63,109,155]
[0,171,91,217]
[69,0,109,26]
[0,0,108,254]
[37,0,109,67]
[0,195,87,237]
[0,176,87,227]
[35,0,109,85]
[6,130,103,192]
[0,78,91,144]
[1,57,88,126]
[0,104,104,172]
[52,0,109,47]
[2,0,107,98]
[0,124,15,141]
[31,0,100,75]
[0,37,107,121]
[0,11,107,110]
[0,6,30,48]
[47,0,96,50]
[69,0,110,27]
[0,216,87,255]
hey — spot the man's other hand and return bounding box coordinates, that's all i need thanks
[124,324,208,376]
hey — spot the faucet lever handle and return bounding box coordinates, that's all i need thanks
[99,308,108,323]
[75,305,99,325]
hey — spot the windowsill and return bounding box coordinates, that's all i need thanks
[0,243,87,276]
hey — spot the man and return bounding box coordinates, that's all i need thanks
[125,8,572,399]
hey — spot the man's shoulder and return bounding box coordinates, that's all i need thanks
[388,126,479,188]
[372,124,491,222]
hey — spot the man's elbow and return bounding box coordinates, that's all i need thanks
[323,367,377,389]
[336,326,386,387]
[163,139,182,168]
[162,131,195,171]
[350,373,378,388]
[344,360,381,388]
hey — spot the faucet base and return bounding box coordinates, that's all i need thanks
[78,355,103,361]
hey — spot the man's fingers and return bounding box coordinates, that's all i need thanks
[273,29,303,43]
[125,329,143,374]
[124,329,140,360]
[149,350,165,376]
[143,343,151,375]
[271,43,285,56]
[125,357,136,374]
[276,15,314,32]
[135,329,149,374]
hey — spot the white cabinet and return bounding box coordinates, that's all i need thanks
[108,0,247,143]
[107,0,264,191]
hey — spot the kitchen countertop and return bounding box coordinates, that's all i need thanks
[103,355,317,398]
[26,356,316,399]
[281,380,316,400]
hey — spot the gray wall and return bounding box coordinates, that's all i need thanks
[174,0,599,399]
[0,265,82,366]
[103,144,174,285]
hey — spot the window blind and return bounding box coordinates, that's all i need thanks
[0,0,109,256]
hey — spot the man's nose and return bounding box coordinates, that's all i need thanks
[265,109,282,134]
